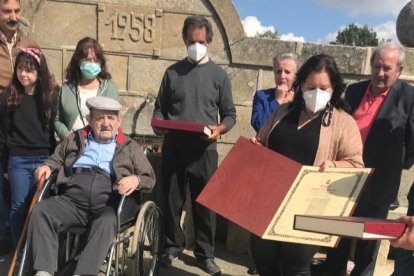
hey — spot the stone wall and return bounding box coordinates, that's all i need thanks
[21,0,414,207]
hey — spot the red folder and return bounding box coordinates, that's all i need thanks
[196,136,302,237]
[151,118,212,136]
[294,215,407,240]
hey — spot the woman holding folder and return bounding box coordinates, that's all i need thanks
[251,54,364,276]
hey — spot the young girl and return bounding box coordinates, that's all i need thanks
[0,47,57,246]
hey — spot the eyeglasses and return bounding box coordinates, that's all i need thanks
[80,58,101,64]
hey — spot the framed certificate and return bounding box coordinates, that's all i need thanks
[263,166,371,247]
[196,136,372,247]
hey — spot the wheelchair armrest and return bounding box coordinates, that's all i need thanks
[117,194,141,231]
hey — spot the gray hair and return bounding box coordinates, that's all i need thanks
[272,53,298,73]
[370,42,405,68]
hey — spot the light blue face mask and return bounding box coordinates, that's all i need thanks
[80,62,101,79]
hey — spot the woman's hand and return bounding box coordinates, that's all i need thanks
[250,137,262,146]
[275,85,294,105]
[319,160,336,171]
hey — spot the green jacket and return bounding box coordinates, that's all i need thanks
[45,126,156,193]
[54,79,119,140]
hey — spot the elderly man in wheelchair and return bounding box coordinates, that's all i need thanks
[26,96,156,276]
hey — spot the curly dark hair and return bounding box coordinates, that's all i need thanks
[182,15,213,43]
[0,48,56,128]
[291,54,348,112]
[65,37,111,85]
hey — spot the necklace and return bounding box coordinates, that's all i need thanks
[302,108,320,120]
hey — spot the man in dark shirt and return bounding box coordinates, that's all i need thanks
[152,14,236,276]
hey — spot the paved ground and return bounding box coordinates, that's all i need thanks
[1,244,395,276]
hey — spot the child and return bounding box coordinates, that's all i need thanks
[0,47,57,246]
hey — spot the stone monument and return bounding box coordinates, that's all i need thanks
[397,1,414,47]
[18,0,414,256]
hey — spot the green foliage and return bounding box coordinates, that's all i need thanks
[256,30,279,40]
[331,23,378,47]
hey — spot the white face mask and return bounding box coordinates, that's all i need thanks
[302,88,332,113]
[187,42,207,63]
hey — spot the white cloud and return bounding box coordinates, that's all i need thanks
[241,16,275,37]
[317,0,408,16]
[319,21,399,44]
[319,31,339,44]
[373,21,399,43]
[241,16,305,42]
[280,33,305,42]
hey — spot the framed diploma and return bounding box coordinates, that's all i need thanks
[196,136,372,247]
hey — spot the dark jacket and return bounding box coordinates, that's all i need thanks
[44,126,156,193]
[346,79,414,206]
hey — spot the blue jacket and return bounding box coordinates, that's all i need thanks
[251,88,279,133]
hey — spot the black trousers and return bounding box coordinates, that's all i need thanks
[162,134,218,260]
[250,234,318,276]
[325,202,390,276]
[27,170,119,275]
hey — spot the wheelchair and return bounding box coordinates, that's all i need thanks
[17,172,163,276]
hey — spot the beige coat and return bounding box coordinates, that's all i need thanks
[257,104,364,168]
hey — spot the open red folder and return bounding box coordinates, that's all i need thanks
[196,136,302,237]
[196,136,372,247]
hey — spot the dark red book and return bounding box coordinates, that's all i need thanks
[151,118,212,136]
[294,215,407,240]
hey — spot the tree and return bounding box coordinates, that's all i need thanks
[331,23,378,47]
[256,30,279,40]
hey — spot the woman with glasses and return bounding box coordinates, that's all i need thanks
[54,37,119,140]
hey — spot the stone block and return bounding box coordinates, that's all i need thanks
[231,38,297,68]
[219,105,256,145]
[105,54,128,92]
[402,47,414,79]
[261,69,275,91]
[209,0,245,45]
[226,66,258,104]
[42,49,63,85]
[299,43,368,75]
[159,13,187,60]
[97,4,164,58]
[217,143,233,164]
[129,57,175,94]
[30,1,97,48]
[119,94,155,136]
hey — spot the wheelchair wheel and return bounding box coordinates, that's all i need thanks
[133,201,162,276]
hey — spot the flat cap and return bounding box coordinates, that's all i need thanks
[86,96,122,111]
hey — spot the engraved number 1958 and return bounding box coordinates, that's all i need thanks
[106,12,155,43]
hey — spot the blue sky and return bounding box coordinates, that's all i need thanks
[232,0,409,44]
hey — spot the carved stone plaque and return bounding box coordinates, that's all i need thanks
[98,4,163,56]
